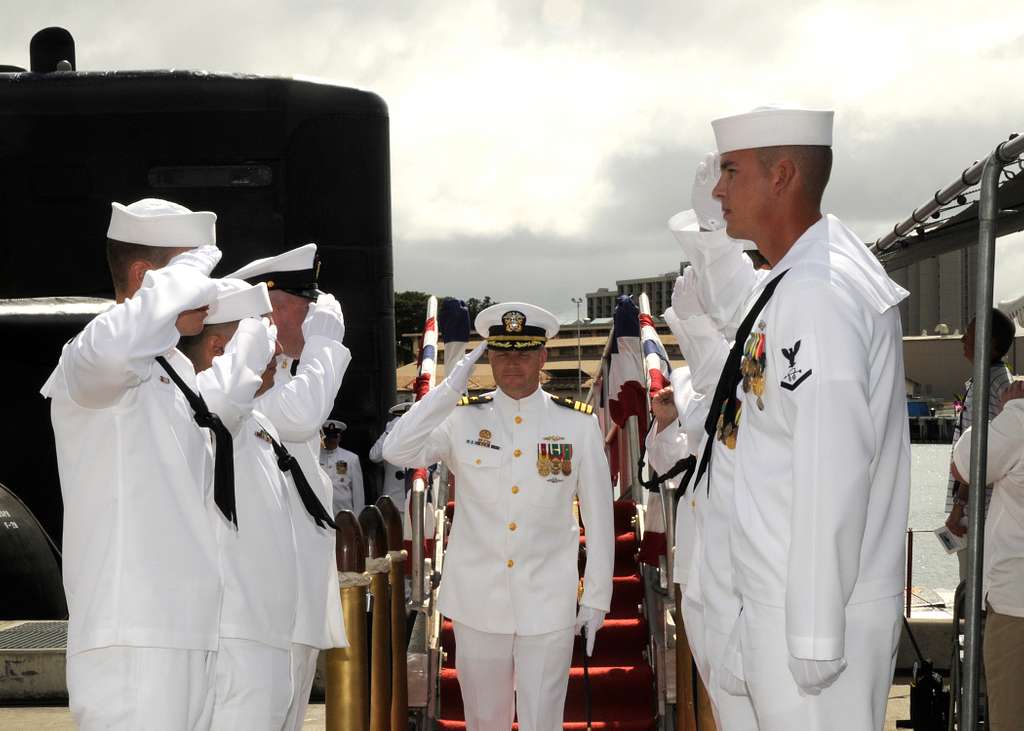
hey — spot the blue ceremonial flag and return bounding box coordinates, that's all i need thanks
[439,297,471,370]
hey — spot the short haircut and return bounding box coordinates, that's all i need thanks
[105,239,182,293]
[756,145,833,206]
[992,309,1016,360]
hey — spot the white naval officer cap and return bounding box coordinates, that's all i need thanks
[712,104,834,154]
[205,278,272,325]
[475,302,559,351]
[668,151,759,252]
[226,243,322,300]
[388,401,413,416]
[323,419,347,435]
[107,198,217,248]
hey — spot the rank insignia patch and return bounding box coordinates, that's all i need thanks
[780,340,812,391]
[537,441,573,481]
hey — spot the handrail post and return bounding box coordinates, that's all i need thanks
[408,470,426,608]
[961,152,1001,730]
[905,530,913,619]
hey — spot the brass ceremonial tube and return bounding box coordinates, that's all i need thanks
[360,506,392,731]
[376,496,409,731]
[326,510,369,731]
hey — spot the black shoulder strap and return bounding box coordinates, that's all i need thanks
[691,270,789,494]
[266,434,336,530]
[155,356,237,527]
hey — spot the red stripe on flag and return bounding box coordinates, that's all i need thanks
[648,367,667,395]
[424,316,436,333]
[638,313,655,329]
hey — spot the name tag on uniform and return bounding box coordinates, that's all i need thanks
[466,428,501,450]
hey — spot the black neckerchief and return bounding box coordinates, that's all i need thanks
[266,433,336,530]
[691,270,789,495]
[155,356,237,527]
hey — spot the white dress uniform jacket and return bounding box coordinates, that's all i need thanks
[321,446,366,517]
[41,266,221,656]
[729,215,910,662]
[383,383,615,634]
[256,344,351,650]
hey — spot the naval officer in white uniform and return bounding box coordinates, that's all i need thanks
[321,419,366,516]
[383,303,615,731]
[42,199,224,730]
[701,106,910,730]
[179,279,299,730]
[226,244,351,730]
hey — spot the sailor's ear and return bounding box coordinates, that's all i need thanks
[126,259,154,296]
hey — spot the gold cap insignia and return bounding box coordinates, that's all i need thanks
[502,310,526,333]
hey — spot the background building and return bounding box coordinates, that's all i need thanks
[890,249,978,337]
[586,264,685,320]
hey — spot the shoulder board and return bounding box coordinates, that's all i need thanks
[550,395,594,415]
[457,395,493,407]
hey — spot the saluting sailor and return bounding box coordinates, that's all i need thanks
[383,302,615,731]
[321,419,366,516]
[177,279,298,730]
[225,244,352,730]
[41,199,223,730]
[647,153,763,730]
[698,106,910,730]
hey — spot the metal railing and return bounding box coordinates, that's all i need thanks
[871,133,1024,255]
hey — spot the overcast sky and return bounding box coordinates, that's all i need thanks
[7,1,1024,320]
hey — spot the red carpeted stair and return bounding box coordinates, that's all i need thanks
[437,499,657,729]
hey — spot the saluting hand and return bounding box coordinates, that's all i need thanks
[166,244,222,277]
[302,293,346,344]
[670,267,705,320]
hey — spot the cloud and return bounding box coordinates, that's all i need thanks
[4,1,1024,312]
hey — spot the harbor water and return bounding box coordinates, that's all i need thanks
[909,443,962,608]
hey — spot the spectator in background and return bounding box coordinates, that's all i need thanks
[370,401,413,511]
[946,309,1016,579]
[951,379,1024,731]
[320,420,365,517]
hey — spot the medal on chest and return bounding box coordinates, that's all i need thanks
[537,441,573,481]
[741,321,767,411]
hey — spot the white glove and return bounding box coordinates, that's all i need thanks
[670,267,705,320]
[301,293,345,343]
[787,656,847,695]
[442,342,486,395]
[691,151,724,231]
[574,605,606,657]
[227,316,277,375]
[166,244,222,276]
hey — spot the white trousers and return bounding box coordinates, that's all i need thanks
[210,638,292,731]
[739,594,902,731]
[67,646,215,731]
[282,643,320,731]
[682,595,758,731]
[453,621,575,731]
